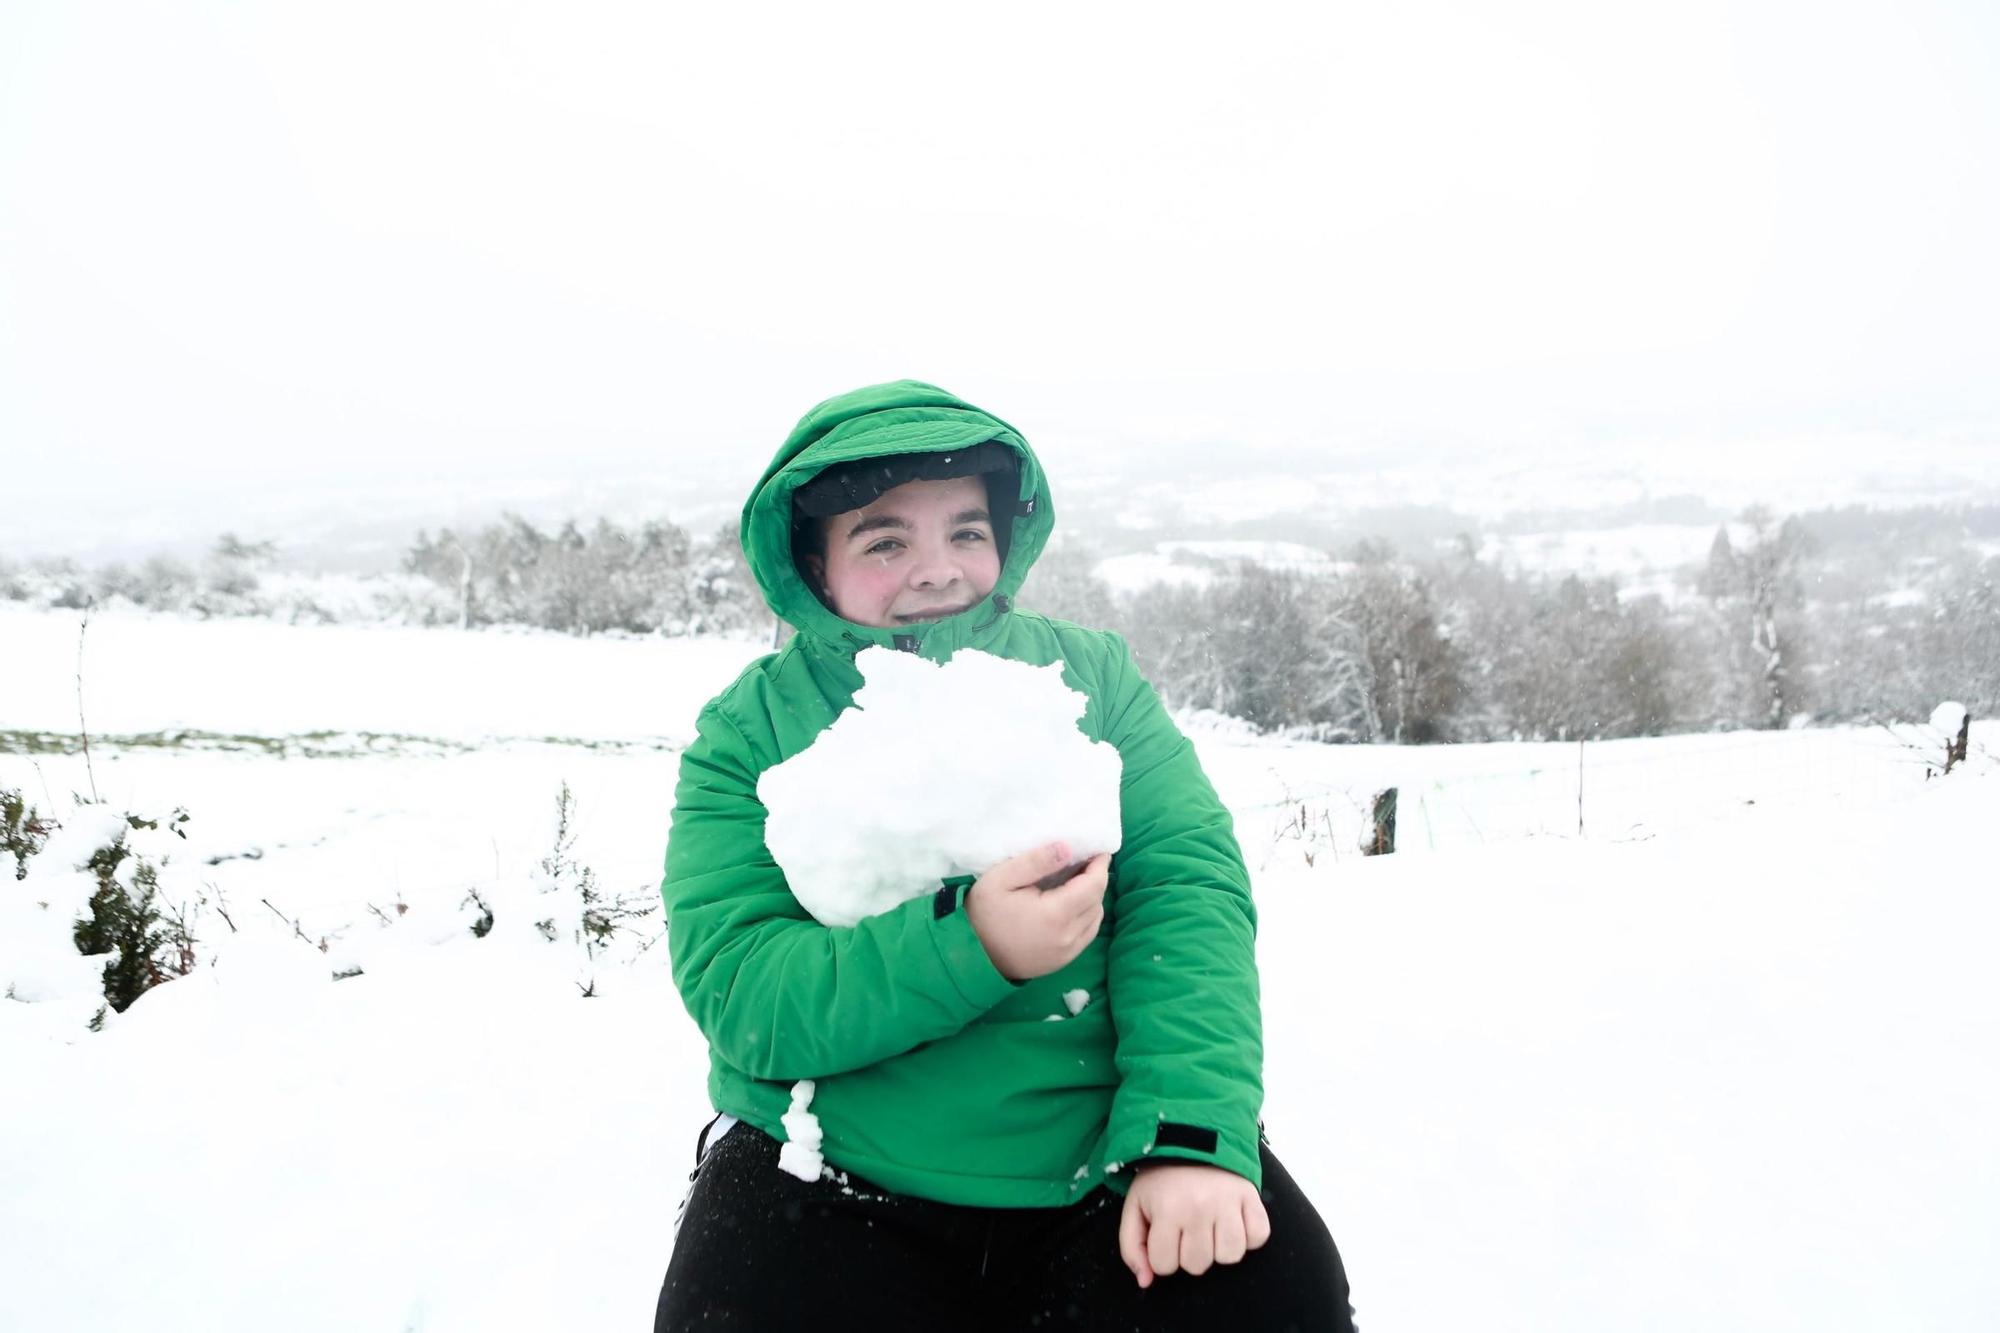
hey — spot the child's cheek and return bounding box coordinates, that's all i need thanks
[859,563,902,615]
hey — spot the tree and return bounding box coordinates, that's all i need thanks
[197,533,278,616]
[1693,507,1812,727]
[1335,554,1461,743]
[686,521,769,636]
[1125,566,1374,739]
[1015,536,1119,629]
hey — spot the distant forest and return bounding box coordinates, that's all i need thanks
[4,503,1994,742]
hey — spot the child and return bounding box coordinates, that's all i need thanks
[656,381,1355,1331]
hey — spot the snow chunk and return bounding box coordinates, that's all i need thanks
[758,647,1123,927]
[1931,701,1969,735]
[36,805,133,872]
[1062,988,1090,1015]
[777,1079,824,1181]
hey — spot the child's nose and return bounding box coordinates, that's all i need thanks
[909,546,965,587]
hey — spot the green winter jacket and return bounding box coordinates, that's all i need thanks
[662,379,1262,1207]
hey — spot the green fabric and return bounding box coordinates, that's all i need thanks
[663,379,1262,1207]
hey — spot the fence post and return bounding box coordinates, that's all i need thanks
[1947,711,1971,775]
[1362,787,1397,856]
[1577,738,1585,838]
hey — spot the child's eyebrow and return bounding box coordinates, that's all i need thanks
[844,514,908,541]
[952,508,992,526]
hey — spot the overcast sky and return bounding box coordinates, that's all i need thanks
[4,0,1998,553]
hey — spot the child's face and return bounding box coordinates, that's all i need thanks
[802,475,1001,628]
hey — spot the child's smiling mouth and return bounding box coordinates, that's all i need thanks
[893,603,974,624]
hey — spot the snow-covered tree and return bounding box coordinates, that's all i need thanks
[1698,506,1813,728]
[1336,548,1461,744]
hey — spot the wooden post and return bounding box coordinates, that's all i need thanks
[1947,712,1971,775]
[1362,787,1397,856]
[1577,738,1585,838]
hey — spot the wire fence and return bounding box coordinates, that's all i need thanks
[1239,719,1990,870]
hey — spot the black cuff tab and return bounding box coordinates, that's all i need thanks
[933,875,975,919]
[1154,1122,1220,1154]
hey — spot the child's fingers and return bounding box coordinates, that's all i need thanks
[990,841,1072,893]
[1118,1191,1153,1288]
[1076,902,1105,941]
[1047,852,1111,903]
[1180,1219,1216,1276]
[1147,1212,1183,1279]
[1214,1208,1249,1265]
[1244,1193,1273,1250]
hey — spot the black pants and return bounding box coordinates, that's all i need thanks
[655,1120,1357,1332]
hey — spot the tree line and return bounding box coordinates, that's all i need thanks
[2,519,771,637]
[6,507,1992,741]
[1018,510,1997,742]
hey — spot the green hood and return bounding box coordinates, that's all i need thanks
[740,379,1055,650]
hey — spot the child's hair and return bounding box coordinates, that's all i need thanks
[789,446,1020,587]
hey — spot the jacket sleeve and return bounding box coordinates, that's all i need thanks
[1096,633,1265,1189]
[663,700,1018,1083]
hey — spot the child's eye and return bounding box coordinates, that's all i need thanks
[865,538,903,556]
[955,529,989,543]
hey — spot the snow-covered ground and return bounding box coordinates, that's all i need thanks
[0,603,763,745]
[1093,540,1336,594]
[2,608,1994,1331]
[1476,523,1718,603]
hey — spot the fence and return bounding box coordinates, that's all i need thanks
[1232,718,1988,870]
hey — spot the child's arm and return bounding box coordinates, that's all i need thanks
[1093,633,1265,1190]
[664,700,1019,1082]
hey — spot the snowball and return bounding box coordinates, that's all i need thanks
[757,647,1123,928]
[1930,701,1969,735]
[1062,988,1090,1015]
[776,1079,824,1181]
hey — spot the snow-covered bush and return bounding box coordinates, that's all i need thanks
[73,807,194,1021]
[458,783,656,996]
[3,786,54,880]
[0,556,32,602]
[2,796,196,1029]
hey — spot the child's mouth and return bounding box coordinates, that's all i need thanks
[894,604,971,623]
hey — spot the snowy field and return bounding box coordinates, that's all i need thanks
[1475,523,1718,604]
[2,606,1995,1331]
[1093,541,1338,594]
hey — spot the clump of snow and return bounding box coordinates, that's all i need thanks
[757,647,1123,927]
[1930,700,1969,735]
[1062,988,1090,1015]
[35,804,134,872]
[776,1079,824,1181]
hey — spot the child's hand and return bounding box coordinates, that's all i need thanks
[1118,1162,1272,1288]
[965,842,1109,981]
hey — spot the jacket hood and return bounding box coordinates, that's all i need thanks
[741,380,1055,651]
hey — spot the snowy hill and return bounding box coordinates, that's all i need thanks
[1,609,1993,1331]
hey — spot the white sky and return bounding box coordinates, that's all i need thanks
[4,0,1998,550]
